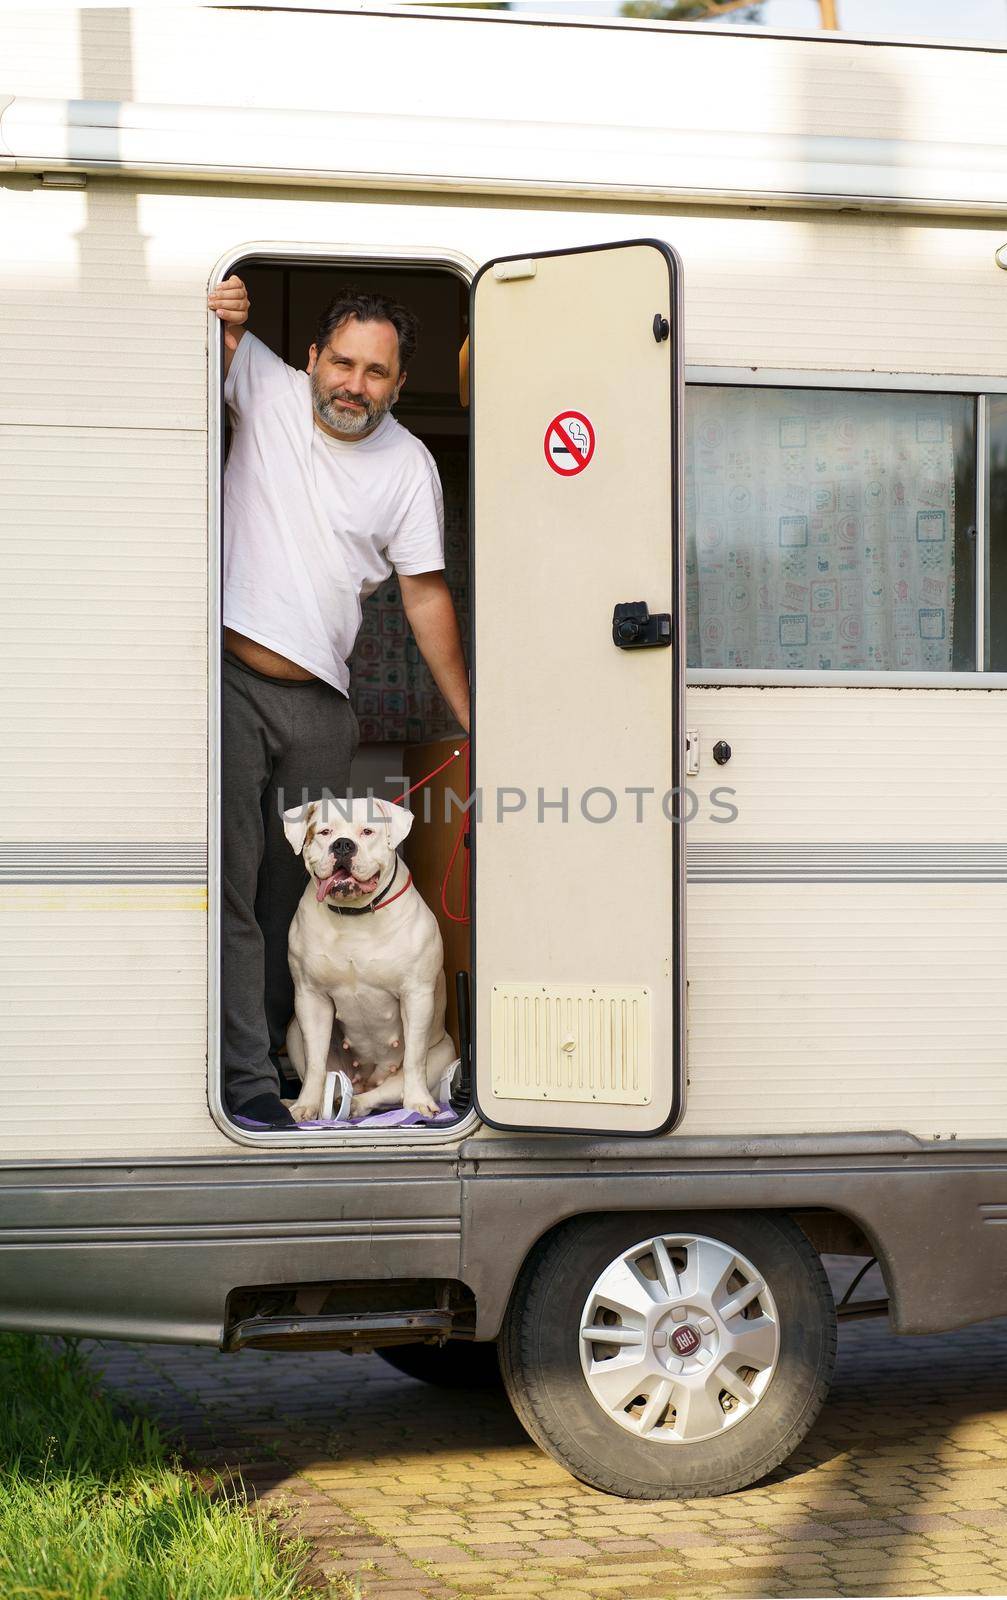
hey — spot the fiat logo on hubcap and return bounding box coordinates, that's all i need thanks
[671,1324,701,1357]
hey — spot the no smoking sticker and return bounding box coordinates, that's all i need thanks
[544,410,596,476]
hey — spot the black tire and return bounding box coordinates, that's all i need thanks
[498,1210,836,1499]
[376,1340,501,1388]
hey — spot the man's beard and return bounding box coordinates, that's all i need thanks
[311,373,392,437]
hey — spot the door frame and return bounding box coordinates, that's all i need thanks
[206,239,479,1149]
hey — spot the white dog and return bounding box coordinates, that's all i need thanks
[281,795,457,1123]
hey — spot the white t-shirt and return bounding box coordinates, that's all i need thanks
[223,331,445,694]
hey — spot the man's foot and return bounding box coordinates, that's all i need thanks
[229,1092,298,1129]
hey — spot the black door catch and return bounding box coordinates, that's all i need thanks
[612,601,672,650]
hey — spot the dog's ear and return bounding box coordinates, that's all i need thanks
[282,799,318,855]
[374,798,414,849]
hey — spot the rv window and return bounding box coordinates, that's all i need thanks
[986,396,1007,671]
[685,386,976,673]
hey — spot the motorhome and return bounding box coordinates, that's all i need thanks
[2,2,1007,1499]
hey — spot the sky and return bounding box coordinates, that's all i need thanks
[503,0,1007,43]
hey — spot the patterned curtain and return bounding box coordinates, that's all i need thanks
[685,387,960,672]
[349,443,469,742]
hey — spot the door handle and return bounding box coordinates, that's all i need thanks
[612,601,672,650]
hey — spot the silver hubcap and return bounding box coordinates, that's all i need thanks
[579,1232,781,1444]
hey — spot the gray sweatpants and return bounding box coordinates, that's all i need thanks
[222,652,359,1108]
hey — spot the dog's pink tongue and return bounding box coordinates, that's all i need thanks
[315,875,338,903]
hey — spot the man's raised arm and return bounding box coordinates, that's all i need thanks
[208,274,250,379]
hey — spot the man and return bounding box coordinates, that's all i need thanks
[208,275,470,1128]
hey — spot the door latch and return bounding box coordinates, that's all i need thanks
[612,601,672,650]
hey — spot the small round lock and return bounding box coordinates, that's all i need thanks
[616,618,641,644]
[713,740,732,765]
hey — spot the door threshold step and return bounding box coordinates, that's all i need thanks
[224,1307,454,1352]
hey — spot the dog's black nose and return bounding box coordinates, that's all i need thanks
[331,836,357,858]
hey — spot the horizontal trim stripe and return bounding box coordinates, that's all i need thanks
[0,843,206,885]
[688,843,1007,883]
[0,846,206,862]
[0,1217,462,1246]
[1,875,204,885]
[3,844,1007,887]
[0,1233,461,1252]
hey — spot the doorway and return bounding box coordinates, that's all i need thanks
[219,252,472,1130]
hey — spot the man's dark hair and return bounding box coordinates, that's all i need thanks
[314,289,420,372]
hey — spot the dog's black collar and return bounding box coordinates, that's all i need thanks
[325,854,401,916]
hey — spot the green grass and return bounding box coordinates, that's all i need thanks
[0,1332,320,1600]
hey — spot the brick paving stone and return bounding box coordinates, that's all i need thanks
[78,1302,1007,1600]
[597,1538,663,1552]
[777,1520,843,1542]
[649,1529,744,1550]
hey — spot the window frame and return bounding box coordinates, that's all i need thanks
[206,238,479,1151]
[683,365,1007,689]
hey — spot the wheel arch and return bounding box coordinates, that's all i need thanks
[465,1202,892,1342]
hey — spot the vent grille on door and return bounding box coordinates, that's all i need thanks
[490,984,652,1105]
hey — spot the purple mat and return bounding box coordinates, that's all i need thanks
[233,1103,458,1131]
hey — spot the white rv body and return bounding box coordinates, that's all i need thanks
[1,5,1006,1162]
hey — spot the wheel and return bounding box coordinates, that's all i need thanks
[376,1340,501,1388]
[498,1210,836,1499]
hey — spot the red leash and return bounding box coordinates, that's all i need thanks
[393,740,471,926]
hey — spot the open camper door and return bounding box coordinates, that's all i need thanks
[471,239,685,1136]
